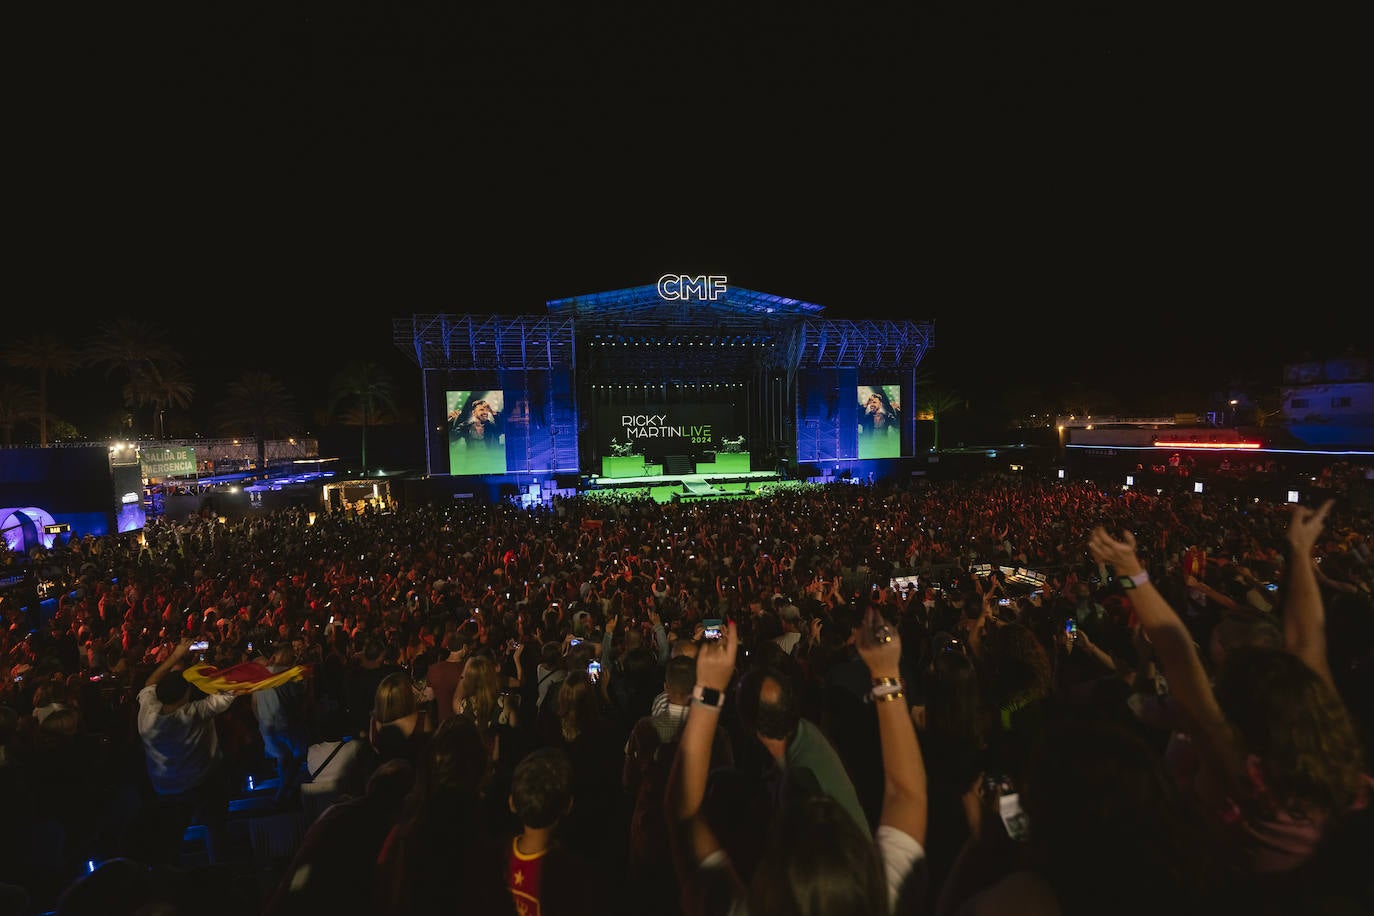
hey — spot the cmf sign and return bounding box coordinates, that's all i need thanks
[657,274,727,301]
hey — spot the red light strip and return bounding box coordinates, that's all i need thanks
[1153,441,1262,449]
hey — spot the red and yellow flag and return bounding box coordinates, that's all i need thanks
[183,661,308,694]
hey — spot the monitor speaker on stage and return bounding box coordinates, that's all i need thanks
[700,450,716,463]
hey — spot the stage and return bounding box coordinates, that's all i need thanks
[583,468,785,504]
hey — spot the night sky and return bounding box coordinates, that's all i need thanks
[8,2,1363,439]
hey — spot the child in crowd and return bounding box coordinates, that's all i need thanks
[505,747,592,916]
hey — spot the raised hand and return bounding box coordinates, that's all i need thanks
[856,607,901,678]
[1087,527,1144,576]
[1286,498,1334,557]
[695,620,738,691]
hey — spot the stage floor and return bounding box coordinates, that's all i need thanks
[597,469,780,487]
[585,469,784,503]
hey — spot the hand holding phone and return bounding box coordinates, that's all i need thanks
[702,618,723,640]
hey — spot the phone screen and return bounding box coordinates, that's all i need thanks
[587,661,601,683]
[702,618,723,640]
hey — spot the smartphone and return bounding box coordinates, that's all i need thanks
[189,640,210,651]
[1064,618,1078,639]
[247,642,254,653]
[998,786,1031,841]
[702,618,723,640]
[997,598,1012,607]
[1263,583,1278,592]
[569,637,582,647]
[587,660,601,684]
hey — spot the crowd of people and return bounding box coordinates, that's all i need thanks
[1,468,1372,915]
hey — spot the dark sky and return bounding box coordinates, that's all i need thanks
[9,1,1365,435]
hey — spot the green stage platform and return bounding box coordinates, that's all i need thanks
[695,451,751,474]
[602,456,662,478]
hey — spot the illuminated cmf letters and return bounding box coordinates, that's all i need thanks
[657,274,727,301]
[621,414,713,443]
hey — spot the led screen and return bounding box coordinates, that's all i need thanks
[857,384,901,459]
[447,389,508,475]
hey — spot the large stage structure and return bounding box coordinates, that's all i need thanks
[394,280,933,493]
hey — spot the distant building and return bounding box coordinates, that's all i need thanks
[1280,355,1374,448]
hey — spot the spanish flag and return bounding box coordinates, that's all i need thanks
[183,661,308,694]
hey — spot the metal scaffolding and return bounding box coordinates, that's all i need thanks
[393,315,576,370]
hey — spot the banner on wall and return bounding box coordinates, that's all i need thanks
[447,389,508,475]
[140,447,197,479]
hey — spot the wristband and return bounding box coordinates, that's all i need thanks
[870,676,903,688]
[1117,571,1150,590]
[868,683,903,702]
[873,690,905,703]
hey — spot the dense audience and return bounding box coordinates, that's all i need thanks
[1,469,1372,916]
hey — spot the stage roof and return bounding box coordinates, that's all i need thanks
[395,284,932,373]
[545,284,824,332]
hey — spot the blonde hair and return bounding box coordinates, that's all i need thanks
[557,671,600,743]
[459,655,502,729]
[373,671,418,725]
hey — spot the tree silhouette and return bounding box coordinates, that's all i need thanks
[84,318,184,437]
[326,360,399,475]
[0,332,80,445]
[125,362,196,439]
[917,384,967,453]
[214,371,300,472]
[0,382,43,446]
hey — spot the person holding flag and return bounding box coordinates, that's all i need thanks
[135,637,244,867]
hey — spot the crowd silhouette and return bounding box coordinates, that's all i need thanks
[1,468,1371,915]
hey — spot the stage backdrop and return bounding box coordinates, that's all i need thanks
[595,403,737,461]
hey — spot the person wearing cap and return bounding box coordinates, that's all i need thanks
[134,636,239,867]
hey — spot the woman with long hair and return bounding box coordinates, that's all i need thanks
[374,717,514,916]
[370,670,431,768]
[1087,503,1372,889]
[670,611,928,916]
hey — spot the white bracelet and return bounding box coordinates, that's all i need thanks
[869,683,903,701]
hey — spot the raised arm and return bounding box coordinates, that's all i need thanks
[666,622,741,886]
[1087,527,1243,792]
[857,608,927,845]
[146,637,191,687]
[1281,498,1336,691]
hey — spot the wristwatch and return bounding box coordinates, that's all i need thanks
[1116,571,1150,590]
[691,685,726,709]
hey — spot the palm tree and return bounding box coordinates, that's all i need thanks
[326,361,399,476]
[215,371,300,472]
[0,333,81,445]
[917,384,967,453]
[0,382,43,446]
[84,318,183,436]
[125,362,195,439]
